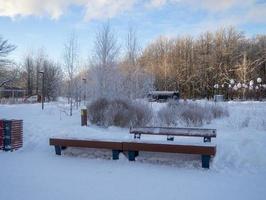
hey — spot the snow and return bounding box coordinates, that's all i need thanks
[130,127,216,136]
[0,101,266,200]
[148,91,179,95]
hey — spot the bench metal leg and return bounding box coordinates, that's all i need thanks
[134,133,141,139]
[61,146,67,150]
[203,137,211,142]
[55,146,61,155]
[201,155,210,168]
[128,151,138,161]
[112,150,121,160]
[167,136,174,141]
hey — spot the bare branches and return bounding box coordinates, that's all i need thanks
[140,27,265,99]
[94,23,120,67]
[0,36,16,65]
[0,79,12,87]
[63,32,78,81]
[0,64,20,87]
[63,32,79,116]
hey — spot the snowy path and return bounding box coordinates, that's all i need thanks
[0,101,266,200]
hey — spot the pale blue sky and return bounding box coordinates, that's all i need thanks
[0,0,266,63]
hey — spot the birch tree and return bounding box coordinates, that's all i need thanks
[90,23,120,99]
[63,33,79,116]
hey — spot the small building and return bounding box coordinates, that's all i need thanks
[0,86,26,99]
[147,91,180,102]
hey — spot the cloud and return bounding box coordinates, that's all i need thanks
[84,0,135,21]
[148,0,169,7]
[186,0,245,12]
[246,3,266,23]
[0,0,135,20]
[0,0,265,25]
[146,0,247,10]
[0,0,72,19]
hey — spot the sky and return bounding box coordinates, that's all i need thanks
[1,0,266,64]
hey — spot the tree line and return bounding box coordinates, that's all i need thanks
[139,27,266,99]
[0,26,265,107]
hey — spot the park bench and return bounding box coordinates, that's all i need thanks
[49,138,123,160]
[130,127,216,142]
[123,140,216,168]
[128,127,217,168]
[50,127,216,168]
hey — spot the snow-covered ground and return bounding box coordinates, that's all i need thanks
[0,101,266,200]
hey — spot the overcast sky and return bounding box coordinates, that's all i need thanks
[1,0,266,63]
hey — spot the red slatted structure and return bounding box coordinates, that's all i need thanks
[0,119,23,151]
[10,120,23,150]
[0,120,3,150]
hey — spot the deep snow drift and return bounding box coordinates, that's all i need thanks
[0,100,266,200]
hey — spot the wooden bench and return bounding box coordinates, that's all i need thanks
[129,127,217,168]
[123,140,216,168]
[49,138,123,160]
[130,127,216,142]
[50,135,216,168]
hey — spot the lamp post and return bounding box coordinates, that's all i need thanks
[82,78,87,106]
[38,71,44,110]
[257,77,262,101]
[81,78,88,126]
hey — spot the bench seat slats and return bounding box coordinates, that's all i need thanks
[49,138,216,156]
[123,142,216,156]
[49,138,123,150]
[49,137,216,168]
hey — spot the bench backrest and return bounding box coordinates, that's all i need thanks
[130,127,216,138]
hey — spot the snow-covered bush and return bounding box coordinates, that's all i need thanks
[158,101,229,127]
[130,102,153,127]
[87,98,109,126]
[157,103,178,126]
[104,99,133,127]
[262,120,266,130]
[87,98,152,127]
[179,103,207,127]
[240,117,250,128]
[209,104,229,119]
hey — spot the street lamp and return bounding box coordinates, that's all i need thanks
[38,71,44,110]
[82,78,87,105]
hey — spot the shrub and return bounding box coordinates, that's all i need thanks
[240,117,250,128]
[131,102,153,127]
[87,98,109,126]
[157,104,179,126]
[180,103,206,127]
[104,99,132,127]
[262,120,266,130]
[157,101,229,127]
[87,98,152,128]
[209,104,229,119]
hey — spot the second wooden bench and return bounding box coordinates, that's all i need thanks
[49,137,216,168]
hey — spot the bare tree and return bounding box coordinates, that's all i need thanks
[0,36,16,87]
[0,36,16,65]
[24,55,35,96]
[63,32,79,116]
[0,64,20,88]
[91,23,120,99]
[120,27,139,98]
[139,27,266,99]
[43,60,63,101]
